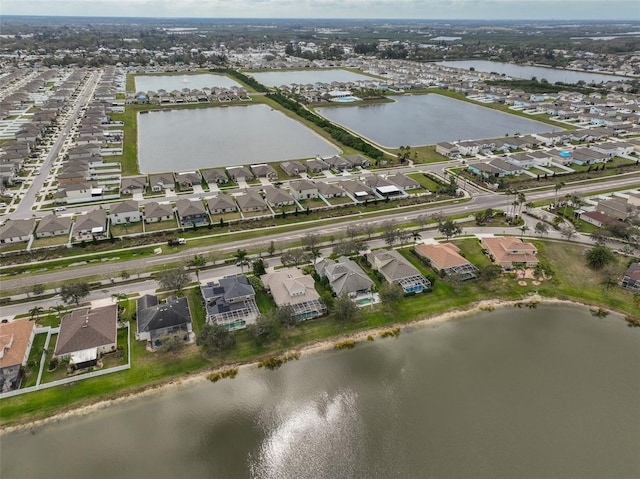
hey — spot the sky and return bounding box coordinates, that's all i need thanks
[2,0,639,20]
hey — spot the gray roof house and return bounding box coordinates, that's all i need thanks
[305,158,330,173]
[35,214,72,238]
[621,263,640,292]
[120,176,148,195]
[0,218,36,244]
[315,256,374,298]
[339,180,376,201]
[109,200,142,225]
[316,181,346,198]
[74,209,107,238]
[54,305,118,367]
[387,173,420,190]
[201,168,229,185]
[175,171,201,190]
[207,194,238,214]
[324,155,352,171]
[251,164,278,179]
[367,249,431,293]
[344,154,371,168]
[175,199,209,227]
[136,294,193,347]
[289,179,319,200]
[149,173,175,192]
[144,201,174,223]
[281,160,307,177]
[201,275,259,331]
[235,189,268,212]
[226,166,254,182]
[264,187,296,208]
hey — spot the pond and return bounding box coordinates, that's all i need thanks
[316,94,563,148]
[134,73,242,92]
[438,60,629,84]
[250,69,375,87]
[137,104,340,173]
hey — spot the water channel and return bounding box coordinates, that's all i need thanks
[2,304,639,479]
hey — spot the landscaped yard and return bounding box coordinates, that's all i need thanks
[144,220,178,232]
[408,173,441,192]
[31,235,70,249]
[21,332,47,388]
[326,196,355,205]
[111,222,144,237]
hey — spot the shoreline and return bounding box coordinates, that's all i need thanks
[0,296,615,435]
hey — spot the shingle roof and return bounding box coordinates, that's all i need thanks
[55,305,117,356]
[136,295,192,335]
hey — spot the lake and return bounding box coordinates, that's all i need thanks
[137,104,340,173]
[134,73,242,92]
[438,60,628,84]
[250,69,374,87]
[2,304,639,479]
[316,94,563,148]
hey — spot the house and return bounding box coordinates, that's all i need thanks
[201,275,260,330]
[621,262,640,292]
[35,214,72,238]
[136,295,193,347]
[324,155,352,171]
[207,194,238,214]
[54,305,118,368]
[144,201,174,223]
[387,173,420,191]
[251,164,278,180]
[415,242,478,279]
[120,176,148,195]
[175,171,201,190]
[579,210,616,228]
[280,160,307,177]
[149,173,175,192]
[201,168,229,185]
[109,200,142,225]
[287,179,317,200]
[175,199,209,227]
[235,189,268,212]
[74,209,107,238]
[339,180,376,201]
[596,197,634,221]
[264,187,296,208]
[226,166,254,182]
[480,236,538,269]
[0,319,36,392]
[343,154,370,168]
[315,256,374,298]
[0,218,36,244]
[261,268,327,321]
[305,158,330,174]
[367,249,431,293]
[316,181,346,199]
[435,142,460,158]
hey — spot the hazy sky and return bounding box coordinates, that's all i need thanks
[3,0,639,20]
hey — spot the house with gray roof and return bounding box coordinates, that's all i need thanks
[136,294,193,348]
[621,262,640,292]
[201,168,229,185]
[281,160,307,177]
[54,305,118,368]
[235,189,268,212]
[316,181,346,198]
[315,256,374,298]
[120,176,148,195]
[201,275,259,331]
[289,179,319,200]
[74,209,107,238]
[0,218,36,243]
[387,173,420,190]
[344,154,370,168]
[367,249,431,293]
[109,200,142,225]
[251,164,278,180]
[264,187,295,208]
[35,214,72,238]
[226,166,254,182]
[144,201,174,223]
[207,194,238,214]
[175,171,201,190]
[175,199,209,227]
[305,158,330,174]
[149,173,175,192]
[324,155,352,171]
[339,179,376,201]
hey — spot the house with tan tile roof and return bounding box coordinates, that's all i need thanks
[480,236,538,269]
[0,319,36,392]
[415,242,478,279]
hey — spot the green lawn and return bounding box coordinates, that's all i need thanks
[144,220,178,233]
[111,223,144,237]
[408,173,441,192]
[21,332,48,388]
[31,235,70,249]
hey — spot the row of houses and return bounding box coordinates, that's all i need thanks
[579,191,640,227]
[128,86,250,104]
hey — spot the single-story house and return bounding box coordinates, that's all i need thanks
[235,189,268,212]
[251,164,278,180]
[74,209,107,238]
[35,214,72,238]
[136,294,193,347]
[0,319,36,392]
[54,305,118,368]
[281,160,307,177]
[579,210,616,228]
[201,275,259,330]
[480,236,538,269]
[109,200,142,225]
[226,166,254,182]
[201,168,229,185]
[339,180,376,201]
[175,171,201,190]
[324,155,352,171]
[149,173,175,192]
[415,242,478,279]
[621,262,640,291]
[207,194,238,214]
[261,268,327,321]
[343,154,370,168]
[175,199,209,227]
[317,181,346,199]
[121,176,148,195]
[264,187,296,208]
[387,173,420,191]
[0,218,36,244]
[315,256,374,297]
[436,143,461,158]
[144,201,174,223]
[367,249,431,293]
[289,179,319,200]
[305,158,330,174]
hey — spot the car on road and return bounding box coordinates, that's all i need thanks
[54,207,66,212]
[0,203,7,208]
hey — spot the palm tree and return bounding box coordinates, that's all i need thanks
[562,193,573,217]
[519,225,529,238]
[517,192,526,217]
[187,254,207,280]
[234,249,249,273]
[28,306,44,321]
[554,181,565,208]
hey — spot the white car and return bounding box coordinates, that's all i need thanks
[54,207,66,212]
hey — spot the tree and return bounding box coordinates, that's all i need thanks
[379,282,404,309]
[157,265,190,293]
[559,223,577,241]
[554,181,565,207]
[157,334,186,354]
[585,246,615,270]
[111,293,127,303]
[28,306,44,321]
[49,304,67,320]
[362,223,375,239]
[187,254,207,280]
[234,249,249,272]
[519,225,530,238]
[281,248,309,267]
[252,258,267,276]
[247,312,281,346]
[479,264,502,284]
[120,270,130,281]
[438,219,462,241]
[332,239,366,257]
[267,240,276,257]
[32,283,45,296]
[590,229,609,246]
[273,304,297,328]
[381,220,398,248]
[60,281,90,305]
[197,323,236,355]
[333,293,361,322]
[534,222,549,236]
